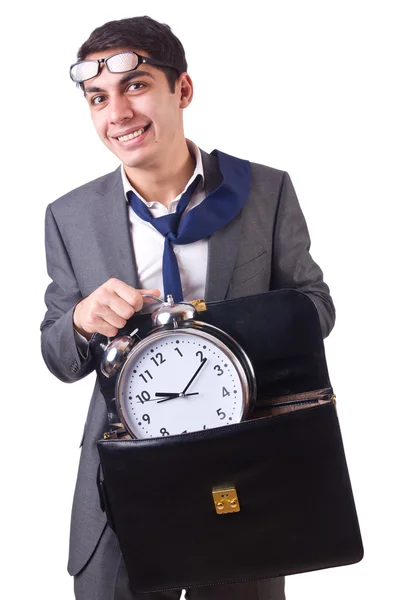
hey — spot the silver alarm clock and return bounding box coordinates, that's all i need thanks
[100,295,256,439]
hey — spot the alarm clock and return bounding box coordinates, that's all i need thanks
[100,295,256,439]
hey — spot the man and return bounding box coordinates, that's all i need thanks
[41,15,335,600]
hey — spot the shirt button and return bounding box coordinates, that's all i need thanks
[173,246,180,254]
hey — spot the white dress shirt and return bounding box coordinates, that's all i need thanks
[74,141,208,352]
[121,140,208,301]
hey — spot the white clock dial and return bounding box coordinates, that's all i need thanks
[117,328,250,439]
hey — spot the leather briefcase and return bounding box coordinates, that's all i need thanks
[93,290,363,592]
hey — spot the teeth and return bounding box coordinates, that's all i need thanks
[118,128,145,142]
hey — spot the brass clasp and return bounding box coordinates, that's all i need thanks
[212,486,240,514]
[190,299,207,312]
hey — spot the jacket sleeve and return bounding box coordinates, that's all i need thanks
[40,204,95,383]
[270,172,336,338]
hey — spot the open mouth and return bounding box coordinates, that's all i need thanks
[116,124,151,142]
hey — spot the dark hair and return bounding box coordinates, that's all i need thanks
[77,15,187,92]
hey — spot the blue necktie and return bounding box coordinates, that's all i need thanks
[127,150,251,302]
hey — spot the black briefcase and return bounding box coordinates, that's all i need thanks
[94,290,363,592]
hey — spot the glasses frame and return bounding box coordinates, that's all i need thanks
[70,50,181,83]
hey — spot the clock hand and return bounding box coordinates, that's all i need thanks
[182,358,208,395]
[154,392,199,397]
[156,392,199,404]
[141,393,198,403]
[154,360,208,399]
[143,395,178,402]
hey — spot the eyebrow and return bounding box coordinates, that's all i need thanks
[84,70,155,95]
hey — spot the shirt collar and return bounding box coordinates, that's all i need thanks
[121,139,204,207]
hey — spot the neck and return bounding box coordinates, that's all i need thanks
[124,141,196,208]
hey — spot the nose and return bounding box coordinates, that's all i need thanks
[108,92,134,125]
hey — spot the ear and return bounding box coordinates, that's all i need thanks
[178,73,194,109]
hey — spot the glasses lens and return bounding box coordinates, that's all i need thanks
[70,60,99,83]
[107,52,139,74]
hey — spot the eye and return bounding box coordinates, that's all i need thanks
[127,82,145,92]
[90,95,106,106]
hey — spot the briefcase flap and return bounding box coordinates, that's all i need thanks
[91,289,332,406]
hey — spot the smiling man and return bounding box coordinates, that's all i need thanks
[80,47,194,205]
[41,15,335,600]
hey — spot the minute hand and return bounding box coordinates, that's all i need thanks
[156,392,199,404]
[182,358,207,394]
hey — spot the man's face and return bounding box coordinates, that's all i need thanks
[83,48,192,171]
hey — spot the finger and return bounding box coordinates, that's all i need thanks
[108,281,159,312]
[107,294,138,321]
[95,305,128,331]
[124,288,162,311]
[92,315,122,338]
[139,289,162,304]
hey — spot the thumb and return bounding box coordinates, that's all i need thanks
[139,289,162,302]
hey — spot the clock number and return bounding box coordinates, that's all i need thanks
[139,370,153,384]
[136,390,150,403]
[160,427,170,436]
[174,347,183,358]
[222,386,231,397]
[150,353,166,367]
[214,365,224,376]
[196,350,205,363]
[142,414,151,424]
[217,408,226,420]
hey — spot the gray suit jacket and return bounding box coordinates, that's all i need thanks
[40,149,335,576]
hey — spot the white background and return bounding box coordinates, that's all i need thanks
[1,0,396,598]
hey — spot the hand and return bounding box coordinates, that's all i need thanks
[181,358,207,394]
[138,393,198,403]
[156,392,199,404]
[153,359,207,402]
[73,278,161,340]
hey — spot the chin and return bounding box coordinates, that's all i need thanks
[123,151,159,171]
[122,156,149,170]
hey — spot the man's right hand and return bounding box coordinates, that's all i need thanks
[73,278,161,340]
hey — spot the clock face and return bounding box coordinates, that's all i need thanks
[117,328,250,439]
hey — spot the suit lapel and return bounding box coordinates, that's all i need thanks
[91,167,139,289]
[201,149,243,302]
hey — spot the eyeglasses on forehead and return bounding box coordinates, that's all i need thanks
[70,50,181,83]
